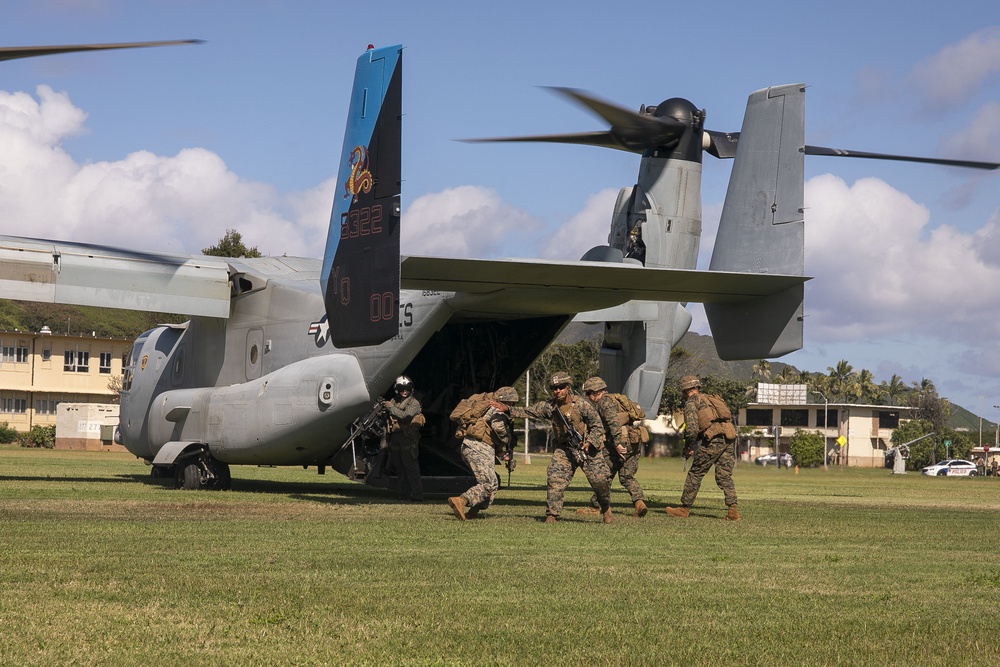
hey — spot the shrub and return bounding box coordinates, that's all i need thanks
[19,424,56,449]
[0,421,18,444]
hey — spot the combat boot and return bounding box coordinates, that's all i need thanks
[447,496,467,521]
[633,499,648,518]
[725,506,741,522]
[602,508,613,524]
[664,506,690,518]
[575,507,600,515]
[544,515,557,524]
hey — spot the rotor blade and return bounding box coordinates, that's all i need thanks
[805,145,999,170]
[548,86,686,152]
[461,131,633,152]
[0,39,203,62]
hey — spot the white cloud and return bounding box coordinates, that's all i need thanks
[0,86,326,257]
[909,27,1000,112]
[401,185,539,258]
[536,188,618,260]
[803,173,1000,344]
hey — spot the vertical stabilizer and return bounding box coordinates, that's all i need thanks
[321,45,403,347]
[706,83,805,360]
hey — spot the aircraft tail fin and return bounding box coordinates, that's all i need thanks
[705,83,805,360]
[321,45,403,347]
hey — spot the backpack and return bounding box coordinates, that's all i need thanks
[697,394,737,440]
[449,392,492,438]
[610,393,649,444]
[611,393,646,421]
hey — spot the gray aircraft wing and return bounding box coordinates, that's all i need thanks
[400,255,808,316]
[0,236,231,318]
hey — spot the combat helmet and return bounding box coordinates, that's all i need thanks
[549,371,572,388]
[494,386,519,405]
[678,375,701,391]
[582,377,607,393]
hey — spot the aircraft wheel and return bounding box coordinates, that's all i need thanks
[176,461,204,490]
[210,461,231,490]
[150,465,174,479]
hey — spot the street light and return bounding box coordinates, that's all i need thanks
[812,390,829,472]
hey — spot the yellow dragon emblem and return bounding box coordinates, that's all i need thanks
[343,145,373,202]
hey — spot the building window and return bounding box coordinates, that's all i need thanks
[746,408,773,426]
[99,352,113,374]
[1,397,27,413]
[36,398,61,415]
[64,350,90,373]
[878,411,900,429]
[1,346,27,363]
[816,409,839,427]
[42,349,51,362]
[781,409,809,427]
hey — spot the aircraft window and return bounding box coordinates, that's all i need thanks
[249,344,259,366]
[172,349,184,385]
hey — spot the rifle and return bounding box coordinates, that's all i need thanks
[504,417,517,488]
[341,398,389,462]
[554,404,588,464]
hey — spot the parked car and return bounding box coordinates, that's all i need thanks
[920,459,978,476]
[755,452,793,467]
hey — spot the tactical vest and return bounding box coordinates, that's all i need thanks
[696,394,737,441]
[610,393,649,443]
[552,397,586,445]
[450,392,492,439]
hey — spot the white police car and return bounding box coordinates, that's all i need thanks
[920,459,978,476]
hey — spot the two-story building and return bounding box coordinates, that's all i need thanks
[0,327,131,432]
[738,383,916,467]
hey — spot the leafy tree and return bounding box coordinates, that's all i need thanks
[518,339,600,404]
[202,229,262,258]
[788,430,824,467]
[660,375,751,418]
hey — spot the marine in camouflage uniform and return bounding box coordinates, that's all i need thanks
[581,377,647,518]
[385,375,424,502]
[665,375,740,521]
[447,386,519,521]
[519,372,613,524]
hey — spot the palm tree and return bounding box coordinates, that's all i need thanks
[752,360,772,384]
[827,360,854,402]
[855,368,878,404]
[885,374,907,406]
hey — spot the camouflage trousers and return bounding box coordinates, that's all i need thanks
[680,437,737,508]
[590,446,644,507]
[546,446,612,518]
[459,438,499,511]
[388,442,423,501]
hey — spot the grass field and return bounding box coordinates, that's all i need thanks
[2,444,999,666]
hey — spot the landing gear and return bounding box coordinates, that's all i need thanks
[174,452,231,490]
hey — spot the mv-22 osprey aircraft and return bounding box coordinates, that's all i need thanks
[1,42,995,492]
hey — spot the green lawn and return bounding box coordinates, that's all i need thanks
[2,444,998,666]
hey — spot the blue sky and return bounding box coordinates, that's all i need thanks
[2,0,999,420]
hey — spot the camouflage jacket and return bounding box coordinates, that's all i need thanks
[521,393,604,451]
[590,393,629,452]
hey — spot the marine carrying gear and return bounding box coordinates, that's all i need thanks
[611,393,649,443]
[582,377,607,393]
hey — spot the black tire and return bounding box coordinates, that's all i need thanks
[937,469,948,476]
[210,461,232,490]
[176,461,203,490]
[969,471,977,477]
[150,465,174,479]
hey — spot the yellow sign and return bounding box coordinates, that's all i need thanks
[836,435,847,447]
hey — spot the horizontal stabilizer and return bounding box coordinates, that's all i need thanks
[401,255,807,316]
[0,236,231,318]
